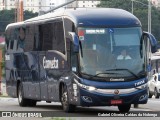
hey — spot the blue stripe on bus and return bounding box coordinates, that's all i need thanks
[80,78,147,89]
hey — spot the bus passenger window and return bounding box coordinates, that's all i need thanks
[55,22,65,54]
[17,27,26,49]
[39,20,65,55]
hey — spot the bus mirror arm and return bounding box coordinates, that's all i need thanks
[69,32,79,53]
[143,31,158,53]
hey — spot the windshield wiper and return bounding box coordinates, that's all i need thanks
[137,70,146,76]
[81,72,120,79]
[106,68,139,79]
[89,72,121,79]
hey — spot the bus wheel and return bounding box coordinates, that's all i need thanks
[118,104,131,113]
[18,83,28,107]
[28,100,37,107]
[154,88,159,99]
[61,85,76,112]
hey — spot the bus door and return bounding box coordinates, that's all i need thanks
[45,51,66,101]
[39,52,58,101]
[38,50,68,101]
[39,51,66,101]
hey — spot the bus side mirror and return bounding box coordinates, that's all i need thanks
[69,32,79,53]
[143,31,157,53]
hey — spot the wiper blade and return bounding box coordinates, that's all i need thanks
[89,72,121,79]
[96,72,119,76]
[106,68,139,79]
[137,70,146,76]
[81,72,120,79]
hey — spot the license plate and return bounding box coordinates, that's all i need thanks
[111,99,122,105]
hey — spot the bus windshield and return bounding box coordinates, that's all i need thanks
[78,27,144,78]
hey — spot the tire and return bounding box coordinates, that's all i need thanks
[118,104,131,113]
[18,83,28,107]
[133,104,139,108]
[148,89,152,98]
[154,88,159,99]
[28,100,37,107]
[61,85,76,113]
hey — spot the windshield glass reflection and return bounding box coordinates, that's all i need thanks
[78,27,144,78]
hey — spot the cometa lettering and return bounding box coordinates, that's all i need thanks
[43,56,59,69]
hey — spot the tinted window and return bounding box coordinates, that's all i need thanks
[24,24,35,51]
[39,19,65,54]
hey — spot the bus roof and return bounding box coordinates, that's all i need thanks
[65,8,141,27]
[8,8,141,28]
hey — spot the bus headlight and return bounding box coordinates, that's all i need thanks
[74,79,96,91]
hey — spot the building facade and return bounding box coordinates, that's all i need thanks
[0,0,15,10]
[0,0,39,12]
[24,0,39,13]
[0,0,100,13]
[152,0,160,7]
[66,0,100,8]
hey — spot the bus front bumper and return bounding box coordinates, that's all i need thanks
[79,87,148,106]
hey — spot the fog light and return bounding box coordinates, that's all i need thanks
[139,94,147,101]
[82,96,92,103]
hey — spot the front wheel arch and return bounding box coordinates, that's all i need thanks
[60,84,76,112]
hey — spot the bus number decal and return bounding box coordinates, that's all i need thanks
[85,29,105,34]
[134,80,145,87]
[43,56,59,69]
